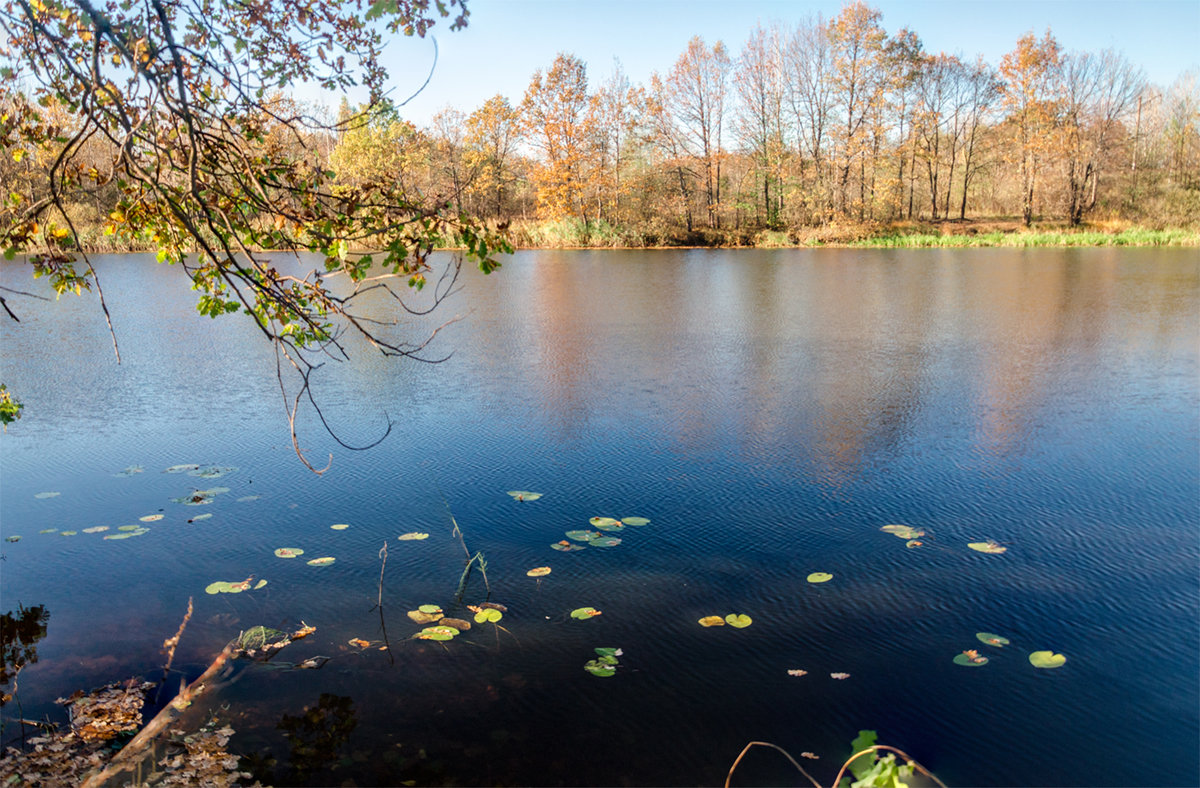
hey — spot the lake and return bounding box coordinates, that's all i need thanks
[1,248,1197,787]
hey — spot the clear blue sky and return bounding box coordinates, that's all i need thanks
[333,0,1199,124]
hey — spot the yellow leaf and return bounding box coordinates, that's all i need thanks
[12,150,24,163]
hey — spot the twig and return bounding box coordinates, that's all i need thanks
[724,741,821,788]
[372,541,388,611]
[161,596,193,675]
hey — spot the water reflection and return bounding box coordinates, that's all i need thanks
[1,604,49,707]
[244,693,358,785]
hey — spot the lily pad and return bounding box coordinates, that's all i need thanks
[725,614,752,628]
[564,530,597,542]
[5,535,20,543]
[418,604,443,614]
[968,540,1007,554]
[60,531,77,536]
[38,529,57,534]
[583,659,616,677]
[621,516,650,526]
[82,527,110,534]
[507,491,542,501]
[274,547,304,558]
[953,650,989,666]
[526,567,552,577]
[1029,650,1067,669]
[976,632,1010,648]
[188,513,212,522]
[594,647,622,658]
[118,525,142,531]
[34,492,60,499]
[439,617,471,631]
[551,542,587,551]
[589,517,621,528]
[807,572,833,583]
[407,610,442,625]
[587,535,622,547]
[306,556,335,566]
[330,523,350,530]
[474,608,503,623]
[698,616,726,627]
[205,581,235,595]
[164,464,200,473]
[188,466,237,479]
[905,539,923,548]
[571,607,602,619]
[397,532,429,541]
[593,521,626,533]
[881,524,925,539]
[139,514,164,522]
[416,625,459,641]
[104,528,149,540]
[254,579,267,589]
[113,465,144,477]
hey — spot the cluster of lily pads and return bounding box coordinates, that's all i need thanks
[404,602,508,643]
[552,516,650,552]
[699,614,753,628]
[274,547,335,566]
[205,578,267,595]
[583,647,623,677]
[880,524,1008,554]
[953,631,1066,669]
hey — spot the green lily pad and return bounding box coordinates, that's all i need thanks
[188,513,212,522]
[118,525,141,531]
[1029,650,1067,669]
[205,581,233,595]
[953,651,989,666]
[594,647,622,658]
[254,579,267,589]
[274,547,304,558]
[407,610,442,625]
[583,659,616,677]
[188,466,237,478]
[330,523,350,530]
[474,608,503,623]
[880,524,925,539]
[594,521,625,532]
[976,632,1010,648]
[807,572,833,583]
[571,607,602,619]
[588,535,622,547]
[38,529,57,534]
[397,532,429,541]
[139,514,164,522]
[306,556,335,566]
[565,530,597,542]
[104,527,149,540]
[698,616,725,627]
[60,531,77,536]
[164,464,200,473]
[551,542,587,551]
[725,614,752,628]
[968,540,1007,554]
[507,491,542,501]
[34,492,60,499]
[589,517,620,528]
[113,465,144,477]
[82,527,109,534]
[5,535,20,543]
[621,516,650,526]
[418,604,443,614]
[416,625,459,641]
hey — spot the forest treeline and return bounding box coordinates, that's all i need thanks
[5,0,1199,249]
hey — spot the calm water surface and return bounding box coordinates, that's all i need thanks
[1,249,1197,787]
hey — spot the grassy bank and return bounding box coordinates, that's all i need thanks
[502,217,1200,249]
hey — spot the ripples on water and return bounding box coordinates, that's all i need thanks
[0,249,1196,786]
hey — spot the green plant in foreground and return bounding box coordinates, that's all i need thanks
[725,730,945,788]
[0,385,22,430]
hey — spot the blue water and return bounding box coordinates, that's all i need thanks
[1,248,1197,786]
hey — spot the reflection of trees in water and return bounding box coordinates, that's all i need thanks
[244,693,358,785]
[1,604,49,706]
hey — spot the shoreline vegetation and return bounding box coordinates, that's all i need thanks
[50,218,1199,256]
